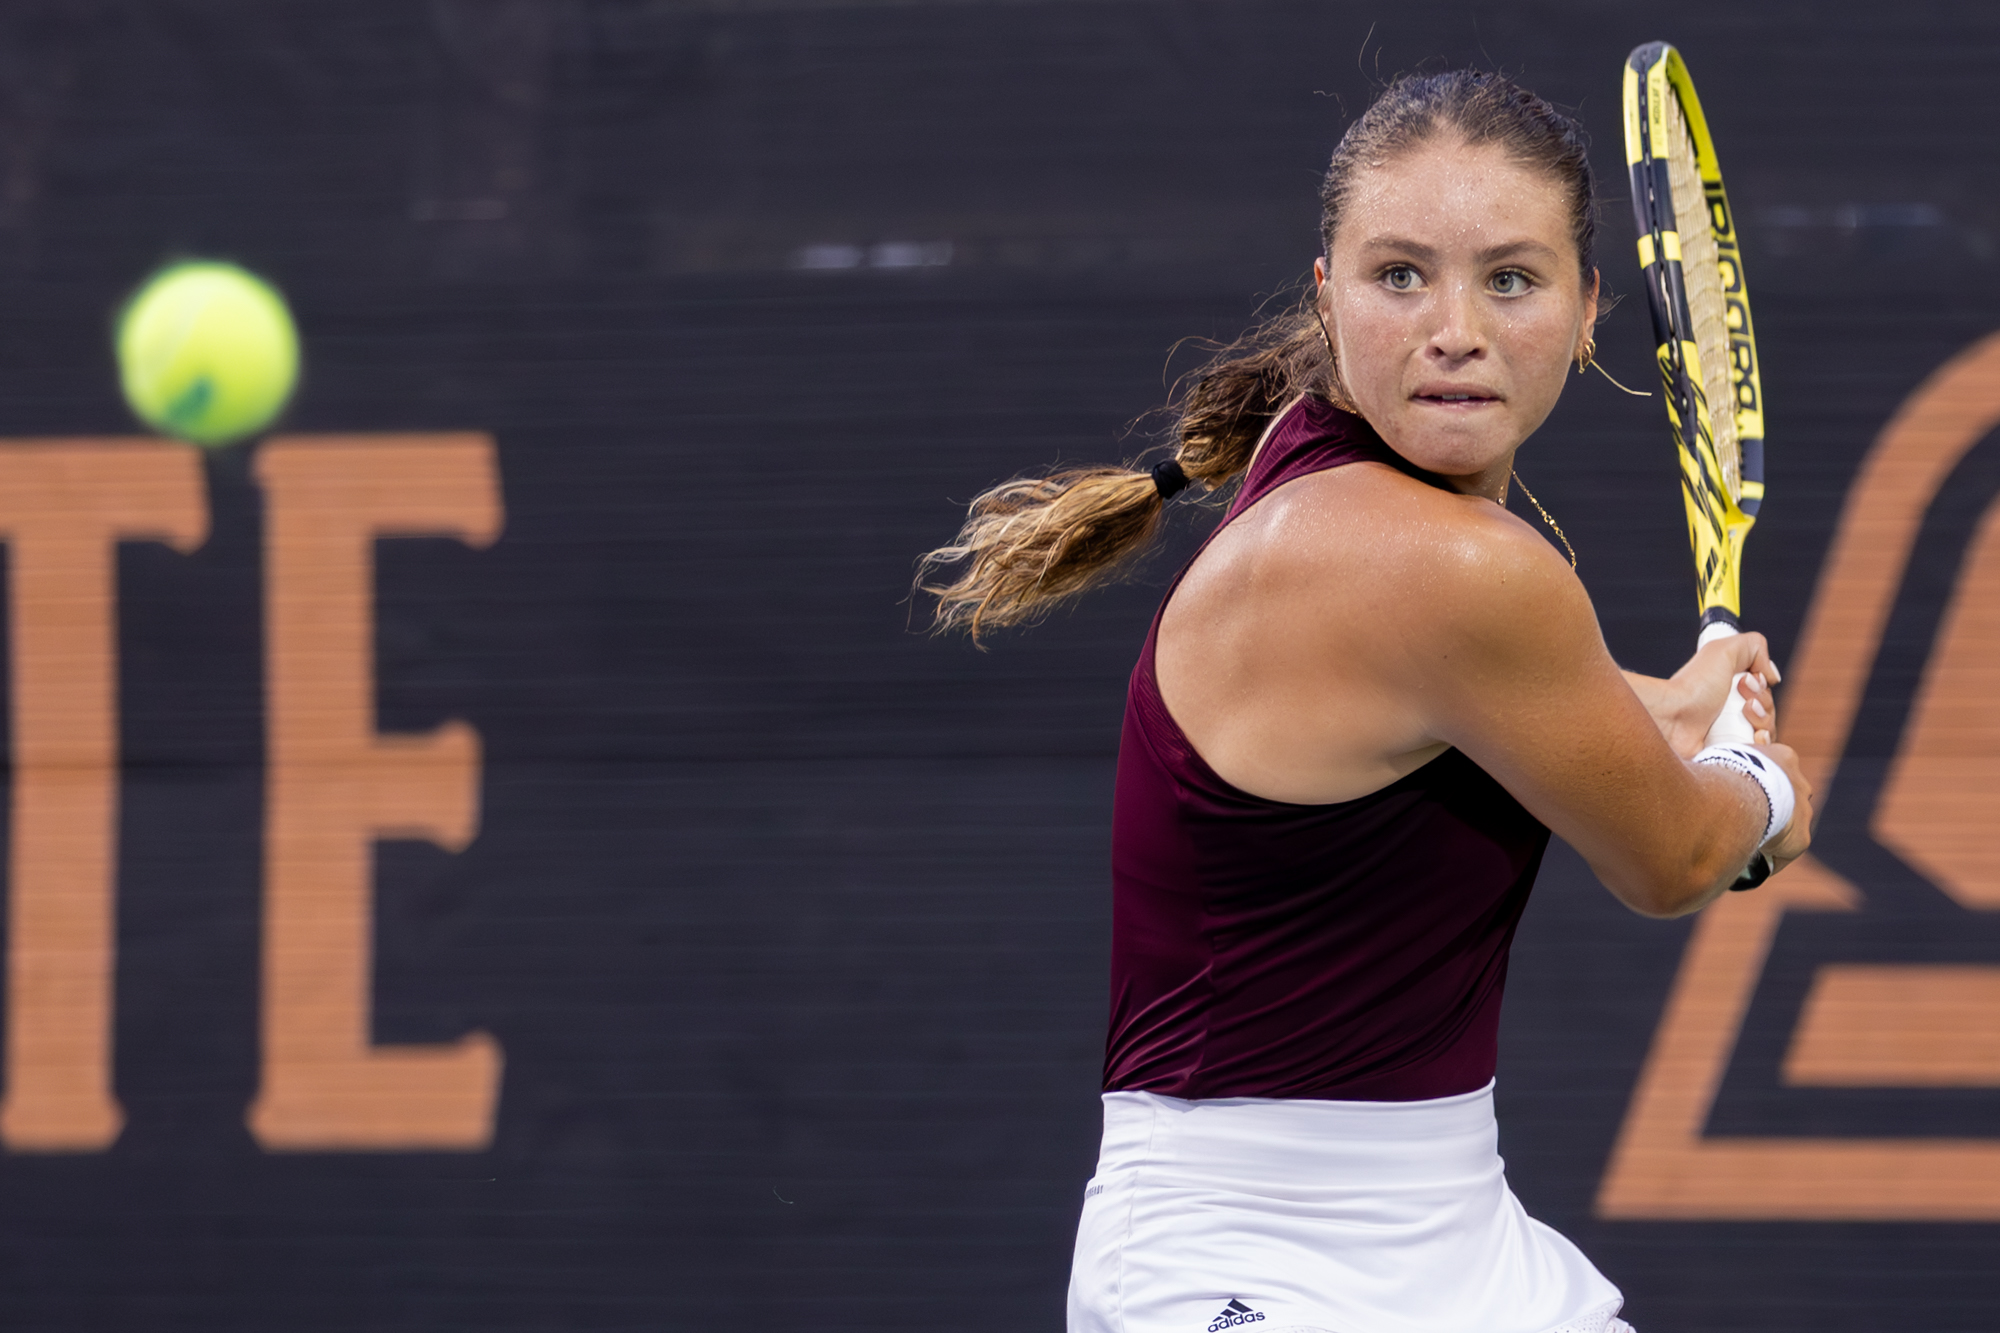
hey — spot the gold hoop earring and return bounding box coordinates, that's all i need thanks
[1312,305,1360,415]
[1575,338,1653,397]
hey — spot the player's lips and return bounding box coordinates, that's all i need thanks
[1411,384,1502,407]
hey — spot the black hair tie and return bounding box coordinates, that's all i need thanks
[1151,458,1192,500]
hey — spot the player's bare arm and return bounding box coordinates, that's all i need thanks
[1402,502,1811,915]
[1160,459,1810,917]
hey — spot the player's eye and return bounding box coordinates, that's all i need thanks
[1381,264,1421,292]
[1490,269,1533,296]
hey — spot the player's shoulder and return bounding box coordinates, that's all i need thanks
[1286,458,1569,576]
[1278,460,1589,647]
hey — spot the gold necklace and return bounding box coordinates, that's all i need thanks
[1510,469,1576,569]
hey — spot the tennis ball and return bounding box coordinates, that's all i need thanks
[116,260,299,447]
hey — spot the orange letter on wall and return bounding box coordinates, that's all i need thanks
[248,435,503,1151]
[0,440,208,1152]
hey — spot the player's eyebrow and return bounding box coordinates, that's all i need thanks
[1355,236,1440,263]
[1473,239,1561,266]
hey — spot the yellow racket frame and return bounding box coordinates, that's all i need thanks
[1623,42,1766,635]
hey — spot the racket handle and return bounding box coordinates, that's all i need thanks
[1696,619,1740,649]
[1693,624,1785,889]
[1706,673,1758,747]
[1697,623,1758,747]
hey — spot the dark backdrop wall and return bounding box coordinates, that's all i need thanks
[0,1,1994,1329]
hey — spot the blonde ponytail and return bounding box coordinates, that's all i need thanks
[917,466,1164,639]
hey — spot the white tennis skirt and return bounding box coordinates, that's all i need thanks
[1068,1083,1632,1333]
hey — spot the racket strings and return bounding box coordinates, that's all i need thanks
[1664,89,1739,502]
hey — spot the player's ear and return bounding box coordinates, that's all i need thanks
[1314,255,1329,291]
[1584,266,1601,327]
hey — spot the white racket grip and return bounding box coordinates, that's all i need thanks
[1696,620,1741,650]
[1696,623,1757,747]
[1706,672,1758,747]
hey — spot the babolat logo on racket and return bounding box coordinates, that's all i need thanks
[1207,1299,1266,1329]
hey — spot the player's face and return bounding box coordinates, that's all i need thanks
[1318,135,1598,498]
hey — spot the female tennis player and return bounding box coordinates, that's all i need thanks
[920,70,1812,1333]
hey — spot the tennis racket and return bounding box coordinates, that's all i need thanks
[1626,43,1778,883]
[1623,42,1766,661]
[1624,41,1768,740]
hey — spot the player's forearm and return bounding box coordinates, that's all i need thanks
[1619,670,1672,741]
[1591,762,1770,917]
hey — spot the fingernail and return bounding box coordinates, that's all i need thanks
[1769,663,1783,683]
[1749,699,1768,719]
[1755,730,1771,745]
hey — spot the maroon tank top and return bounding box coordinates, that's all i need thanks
[1103,395,1550,1102]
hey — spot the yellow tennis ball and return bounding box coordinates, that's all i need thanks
[116,261,300,447]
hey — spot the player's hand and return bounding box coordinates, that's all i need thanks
[1757,738,1814,873]
[1743,671,1778,747]
[1652,631,1781,757]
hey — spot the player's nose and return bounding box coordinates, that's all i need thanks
[1425,284,1487,361]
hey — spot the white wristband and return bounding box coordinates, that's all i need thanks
[1692,743,1795,848]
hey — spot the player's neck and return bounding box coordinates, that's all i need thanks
[1446,452,1516,504]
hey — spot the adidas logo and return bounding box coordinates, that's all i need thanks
[1206,1299,1266,1330]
